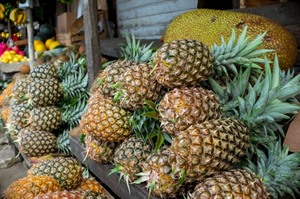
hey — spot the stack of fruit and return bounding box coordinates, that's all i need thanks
[5,156,111,198]
[9,7,27,26]
[34,38,62,53]
[78,9,300,199]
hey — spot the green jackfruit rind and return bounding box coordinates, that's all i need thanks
[164,9,297,71]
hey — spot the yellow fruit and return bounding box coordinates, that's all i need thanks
[164,9,298,71]
[9,50,16,55]
[49,41,61,50]
[1,57,8,63]
[45,38,55,49]
[34,40,44,49]
[35,43,47,52]
[6,54,13,61]
[12,57,19,62]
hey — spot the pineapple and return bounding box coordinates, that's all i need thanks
[28,156,84,190]
[76,178,110,198]
[80,91,132,142]
[17,128,72,157]
[33,190,103,199]
[91,60,137,96]
[114,63,163,110]
[11,76,31,103]
[92,33,155,103]
[190,140,300,199]
[5,175,61,199]
[28,78,62,106]
[153,26,271,88]
[136,55,300,197]
[30,63,58,80]
[136,147,182,198]
[29,106,62,132]
[158,87,222,136]
[110,136,152,186]
[85,134,117,163]
[18,128,57,157]
[9,102,32,128]
[169,117,249,183]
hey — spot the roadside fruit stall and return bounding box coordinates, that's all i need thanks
[1,0,300,199]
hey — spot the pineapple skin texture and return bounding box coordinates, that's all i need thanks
[5,175,61,199]
[164,9,298,71]
[191,169,270,199]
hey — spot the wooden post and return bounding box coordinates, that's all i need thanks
[25,4,35,70]
[83,0,102,88]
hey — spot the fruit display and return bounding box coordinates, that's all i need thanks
[79,27,300,199]
[163,9,297,71]
[2,5,300,199]
[0,43,28,63]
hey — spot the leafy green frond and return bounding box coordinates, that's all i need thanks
[57,130,72,155]
[62,97,88,128]
[61,66,89,100]
[119,32,155,62]
[244,140,300,199]
[211,25,272,78]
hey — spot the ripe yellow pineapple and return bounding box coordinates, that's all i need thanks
[76,178,109,197]
[84,134,117,163]
[80,91,132,142]
[5,175,61,199]
[153,26,270,88]
[158,87,222,136]
[33,190,102,199]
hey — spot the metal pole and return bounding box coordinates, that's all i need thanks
[25,2,35,70]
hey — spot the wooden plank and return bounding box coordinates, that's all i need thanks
[83,0,102,88]
[117,1,197,20]
[70,136,160,199]
[119,24,167,39]
[117,0,164,12]
[118,10,189,28]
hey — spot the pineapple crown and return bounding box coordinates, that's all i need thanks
[211,26,273,78]
[244,140,300,199]
[209,55,300,146]
[119,32,155,63]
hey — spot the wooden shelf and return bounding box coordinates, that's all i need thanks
[70,135,160,199]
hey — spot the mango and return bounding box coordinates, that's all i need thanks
[164,9,297,70]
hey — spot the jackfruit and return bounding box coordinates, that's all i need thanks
[164,9,297,70]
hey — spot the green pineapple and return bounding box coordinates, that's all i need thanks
[28,78,62,106]
[9,101,32,128]
[11,76,31,103]
[110,136,152,189]
[190,140,300,199]
[29,106,62,132]
[30,63,58,80]
[153,26,271,88]
[28,157,84,190]
[18,128,72,157]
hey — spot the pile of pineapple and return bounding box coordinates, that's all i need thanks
[2,48,115,198]
[3,26,300,198]
[78,29,300,199]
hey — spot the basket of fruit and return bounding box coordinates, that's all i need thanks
[0,43,30,73]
